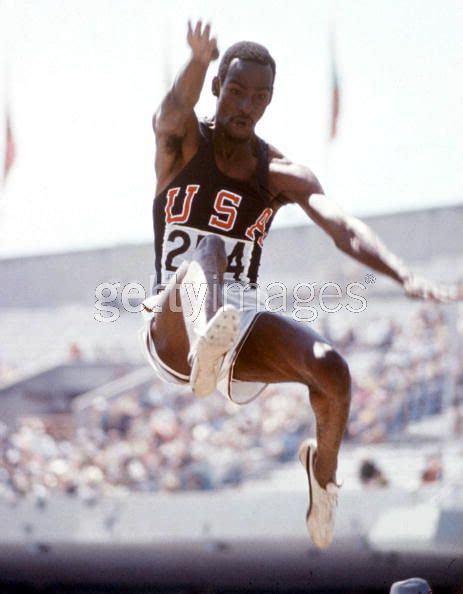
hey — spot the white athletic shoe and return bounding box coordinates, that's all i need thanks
[298,439,339,549]
[189,305,241,398]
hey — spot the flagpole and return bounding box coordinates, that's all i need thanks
[1,0,16,192]
[324,0,340,198]
[1,0,6,190]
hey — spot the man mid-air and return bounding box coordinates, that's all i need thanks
[140,21,461,548]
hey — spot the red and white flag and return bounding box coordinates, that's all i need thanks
[329,31,340,141]
[3,112,16,182]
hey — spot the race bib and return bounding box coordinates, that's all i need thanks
[161,224,254,285]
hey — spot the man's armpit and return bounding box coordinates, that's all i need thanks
[158,133,183,155]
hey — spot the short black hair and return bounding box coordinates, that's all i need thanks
[218,41,276,84]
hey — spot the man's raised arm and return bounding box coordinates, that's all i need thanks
[275,161,462,302]
[153,21,218,182]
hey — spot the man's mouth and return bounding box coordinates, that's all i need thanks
[232,116,252,127]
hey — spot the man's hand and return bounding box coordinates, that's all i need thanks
[187,20,219,65]
[403,273,463,302]
[153,20,218,185]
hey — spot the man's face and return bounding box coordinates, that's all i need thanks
[214,58,273,142]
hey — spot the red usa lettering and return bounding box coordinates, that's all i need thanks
[208,190,242,231]
[165,184,200,224]
[164,186,272,247]
[245,207,273,247]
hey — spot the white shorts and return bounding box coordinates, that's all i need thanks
[138,285,268,405]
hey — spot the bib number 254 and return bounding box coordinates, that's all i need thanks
[163,227,251,282]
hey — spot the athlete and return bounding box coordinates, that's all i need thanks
[140,21,462,549]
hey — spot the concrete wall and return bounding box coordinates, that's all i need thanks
[0,488,429,544]
[1,204,462,307]
[0,488,461,589]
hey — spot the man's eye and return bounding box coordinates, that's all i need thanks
[230,88,241,96]
[257,93,267,102]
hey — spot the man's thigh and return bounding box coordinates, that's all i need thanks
[150,278,191,377]
[233,312,334,385]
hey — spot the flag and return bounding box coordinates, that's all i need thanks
[3,112,16,182]
[329,31,340,141]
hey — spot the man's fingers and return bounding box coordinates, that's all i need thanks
[406,274,463,302]
[187,19,218,60]
[425,284,459,303]
[427,286,445,301]
[437,284,455,300]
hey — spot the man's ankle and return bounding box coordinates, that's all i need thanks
[314,457,337,489]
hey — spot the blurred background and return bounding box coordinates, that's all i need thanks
[0,0,462,592]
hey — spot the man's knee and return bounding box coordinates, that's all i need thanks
[195,234,227,268]
[196,234,226,254]
[309,344,351,400]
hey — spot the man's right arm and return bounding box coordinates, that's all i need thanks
[153,21,218,187]
[271,158,462,302]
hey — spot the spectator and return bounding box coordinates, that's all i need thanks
[359,459,388,487]
[421,454,443,483]
[390,577,432,593]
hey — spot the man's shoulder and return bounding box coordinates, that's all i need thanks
[266,144,304,172]
[266,144,295,178]
[266,145,322,204]
[266,144,295,168]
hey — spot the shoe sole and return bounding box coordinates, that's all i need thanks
[190,305,241,397]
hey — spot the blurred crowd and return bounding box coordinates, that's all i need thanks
[0,304,461,503]
[0,382,311,505]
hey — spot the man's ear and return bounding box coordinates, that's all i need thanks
[268,87,274,105]
[212,76,220,98]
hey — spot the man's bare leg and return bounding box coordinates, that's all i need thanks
[180,235,227,343]
[232,312,350,547]
[149,260,191,376]
[233,312,351,487]
[151,235,240,396]
[153,281,350,481]
[180,236,241,397]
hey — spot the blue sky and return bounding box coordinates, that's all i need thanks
[0,0,462,257]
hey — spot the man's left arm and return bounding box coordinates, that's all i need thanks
[274,161,462,302]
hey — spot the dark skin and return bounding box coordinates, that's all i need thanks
[151,21,462,488]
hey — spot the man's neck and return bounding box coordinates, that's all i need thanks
[211,124,255,162]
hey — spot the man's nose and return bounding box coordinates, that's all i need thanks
[239,95,253,114]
